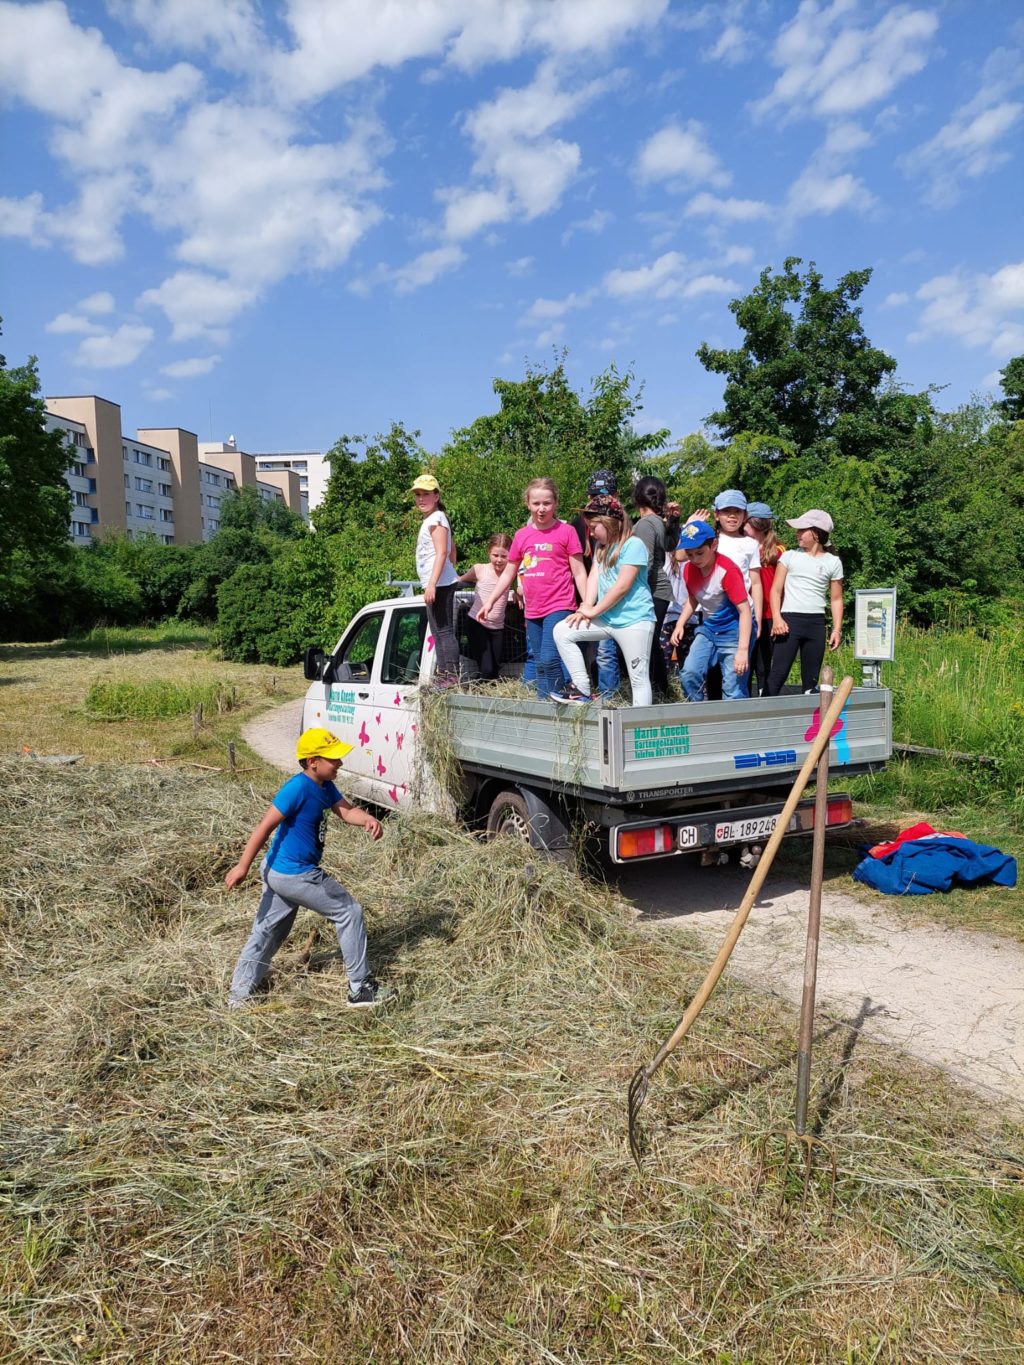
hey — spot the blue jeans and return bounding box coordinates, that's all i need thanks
[596,636,620,697]
[526,610,572,698]
[681,627,750,701]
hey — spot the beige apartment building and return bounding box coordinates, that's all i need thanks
[44,397,306,547]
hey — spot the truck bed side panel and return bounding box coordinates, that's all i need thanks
[447,690,890,796]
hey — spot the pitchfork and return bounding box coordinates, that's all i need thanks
[627,675,854,1172]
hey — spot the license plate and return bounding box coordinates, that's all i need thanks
[714,813,790,844]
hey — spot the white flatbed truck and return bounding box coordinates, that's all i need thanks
[301,593,891,864]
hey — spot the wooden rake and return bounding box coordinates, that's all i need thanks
[627,676,855,1171]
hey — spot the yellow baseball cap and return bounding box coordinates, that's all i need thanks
[410,473,440,493]
[296,727,353,761]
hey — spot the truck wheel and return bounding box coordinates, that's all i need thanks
[486,791,532,844]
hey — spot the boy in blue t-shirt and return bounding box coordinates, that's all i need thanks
[226,727,383,1009]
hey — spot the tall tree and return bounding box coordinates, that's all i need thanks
[696,259,898,468]
[994,355,1024,423]
[0,322,73,619]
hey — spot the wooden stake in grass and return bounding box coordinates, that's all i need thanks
[627,676,855,1172]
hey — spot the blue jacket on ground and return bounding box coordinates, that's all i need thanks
[853,836,1017,896]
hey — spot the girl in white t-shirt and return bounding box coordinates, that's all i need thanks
[765,509,844,695]
[411,473,460,685]
[458,534,512,680]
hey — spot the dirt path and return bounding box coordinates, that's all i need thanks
[243,697,305,773]
[245,700,1024,1113]
[620,859,1024,1114]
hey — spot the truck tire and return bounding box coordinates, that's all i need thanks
[486,790,532,843]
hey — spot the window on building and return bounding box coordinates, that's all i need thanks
[137,504,155,519]
[206,493,218,507]
[123,444,128,458]
[158,457,170,471]
[159,508,173,522]
[162,534,174,545]
[123,473,130,488]
[159,483,171,497]
[73,490,90,507]
[135,477,153,493]
[125,500,132,516]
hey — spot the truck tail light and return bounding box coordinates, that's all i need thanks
[808,796,853,828]
[616,825,675,860]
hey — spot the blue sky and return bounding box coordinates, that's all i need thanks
[1,0,1022,455]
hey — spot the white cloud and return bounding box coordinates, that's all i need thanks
[561,209,613,244]
[883,291,909,307]
[682,274,737,299]
[45,311,103,335]
[73,323,154,369]
[0,4,388,301]
[505,255,535,277]
[686,192,770,222]
[785,170,875,217]
[350,245,467,295]
[0,192,50,246]
[160,355,221,378]
[270,0,668,101]
[719,244,755,266]
[909,262,1024,358]
[753,1,938,122]
[137,270,257,341]
[705,23,752,66]
[636,120,730,188]
[142,385,174,402]
[107,0,265,67]
[903,45,1023,207]
[439,62,608,240]
[523,291,593,322]
[604,251,687,299]
[78,291,115,315]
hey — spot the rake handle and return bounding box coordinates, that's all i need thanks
[794,669,833,1134]
[642,676,855,1082]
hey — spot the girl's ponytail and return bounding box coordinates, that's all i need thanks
[632,475,667,517]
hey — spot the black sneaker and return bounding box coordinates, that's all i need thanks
[347,978,389,1009]
[551,684,593,705]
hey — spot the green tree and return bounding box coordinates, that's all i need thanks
[994,355,1024,423]
[696,259,898,468]
[219,485,307,537]
[314,422,426,540]
[437,357,667,560]
[0,323,73,630]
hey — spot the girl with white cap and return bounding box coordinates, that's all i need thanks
[764,509,844,695]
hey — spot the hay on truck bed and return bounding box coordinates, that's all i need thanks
[0,756,1022,1362]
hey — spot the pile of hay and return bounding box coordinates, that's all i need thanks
[1,758,1022,1362]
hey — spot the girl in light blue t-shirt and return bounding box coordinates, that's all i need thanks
[552,495,656,706]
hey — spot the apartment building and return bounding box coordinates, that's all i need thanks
[44,397,307,547]
[251,450,328,513]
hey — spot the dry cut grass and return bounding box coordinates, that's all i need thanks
[1,756,1022,1363]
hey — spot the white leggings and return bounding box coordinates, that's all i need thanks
[553,617,655,706]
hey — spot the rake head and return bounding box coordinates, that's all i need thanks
[627,1065,651,1171]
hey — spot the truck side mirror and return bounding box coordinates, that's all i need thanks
[303,647,327,681]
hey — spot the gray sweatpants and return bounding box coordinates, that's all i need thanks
[229,861,370,1005]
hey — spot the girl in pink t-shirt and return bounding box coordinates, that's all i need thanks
[458,533,512,680]
[479,478,587,699]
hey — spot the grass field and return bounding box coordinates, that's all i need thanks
[0,630,1022,1361]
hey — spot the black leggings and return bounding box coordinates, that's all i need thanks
[466,616,505,680]
[765,612,826,695]
[649,596,670,698]
[425,584,460,680]
[749,620,775,698]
